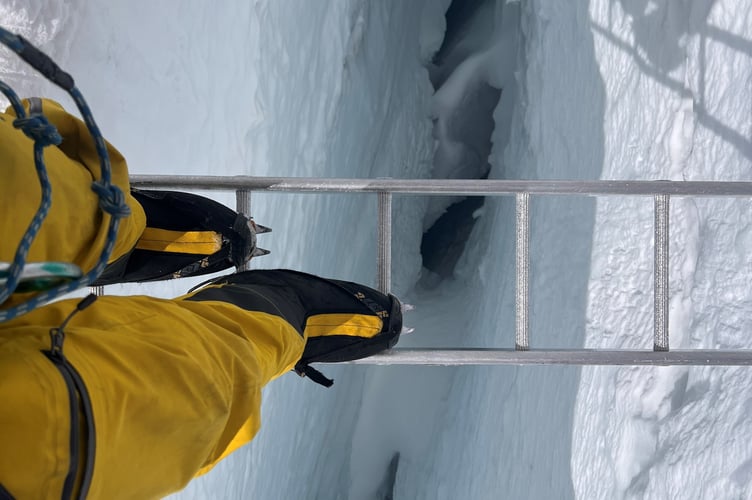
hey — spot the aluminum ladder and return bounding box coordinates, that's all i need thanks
[129,175,752,367]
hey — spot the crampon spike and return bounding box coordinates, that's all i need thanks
[251,247,271,258]
[252,222,272,234]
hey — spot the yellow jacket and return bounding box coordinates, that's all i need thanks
[0,98,145,273]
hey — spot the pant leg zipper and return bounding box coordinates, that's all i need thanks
[43,350,95,500]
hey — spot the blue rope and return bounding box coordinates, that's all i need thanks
[14,114,63,146]
[0,27,130,322]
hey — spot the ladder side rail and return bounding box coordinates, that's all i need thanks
[338,348,752,366]
[130,176,752,197]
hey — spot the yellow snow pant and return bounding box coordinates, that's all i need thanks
[0,99,307,498]
[0,292,305,498]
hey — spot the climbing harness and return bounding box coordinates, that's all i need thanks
[0,27,130,322]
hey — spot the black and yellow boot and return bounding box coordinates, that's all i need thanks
[186,269,403,386]
[95,189,270,285]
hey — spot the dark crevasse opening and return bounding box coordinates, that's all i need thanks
[419,0,503,284]
[420,193,486,279]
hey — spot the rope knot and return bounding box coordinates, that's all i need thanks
[13,114,62,146]
[90,182,131,218]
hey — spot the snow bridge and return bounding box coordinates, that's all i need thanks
[129,175,752,367]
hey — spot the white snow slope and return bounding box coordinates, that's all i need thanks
[574,1,752,499]
[1,1,751,499]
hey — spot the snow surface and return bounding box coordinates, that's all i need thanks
[1,0,751,499]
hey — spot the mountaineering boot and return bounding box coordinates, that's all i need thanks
[95,189,270,285]
[186,269,403,386]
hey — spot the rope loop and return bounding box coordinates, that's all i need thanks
[0,26,128,322]
[90,182,131,218]
[13,114,62,146]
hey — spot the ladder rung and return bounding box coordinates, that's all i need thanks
[377,191,392,294]
[654,194,669,350]
[235,189,252,272]
[515,192,530,350]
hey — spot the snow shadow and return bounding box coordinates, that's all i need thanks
[595,0,752,162]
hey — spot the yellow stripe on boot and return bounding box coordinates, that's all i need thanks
[135,228,222,255]
[304,313,383,338]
